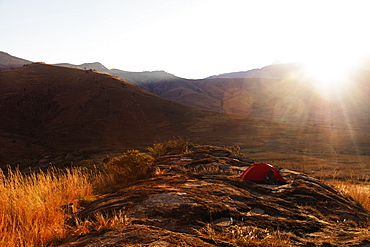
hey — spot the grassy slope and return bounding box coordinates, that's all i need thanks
[0,63,283,165]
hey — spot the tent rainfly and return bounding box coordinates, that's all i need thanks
[241,163,286,184]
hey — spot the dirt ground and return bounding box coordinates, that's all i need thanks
[58,145,370,246]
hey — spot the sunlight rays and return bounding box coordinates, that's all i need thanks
[302,58,358,100]
[263,62,364,159]
[336,95,362,157]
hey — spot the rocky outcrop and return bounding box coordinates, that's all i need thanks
[58,145,370,246]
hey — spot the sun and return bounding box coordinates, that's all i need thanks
[302,57,358,100]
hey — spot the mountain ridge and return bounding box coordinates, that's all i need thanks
[0,62,284,165]
[55,62,113,74]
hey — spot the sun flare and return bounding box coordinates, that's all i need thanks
[303,58,358,100]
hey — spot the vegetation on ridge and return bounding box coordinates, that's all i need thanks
[147,137,194,157]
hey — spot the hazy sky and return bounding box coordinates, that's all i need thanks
[1,0,369,78]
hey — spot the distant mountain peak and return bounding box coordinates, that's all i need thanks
[0,51,32,70]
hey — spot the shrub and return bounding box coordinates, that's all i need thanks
[108,150,154,185]
[147,137,194,158]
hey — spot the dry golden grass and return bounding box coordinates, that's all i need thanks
[0,149,154,246]
[195,224,293,247]
[0,167,94,247]
[329,180,370,211]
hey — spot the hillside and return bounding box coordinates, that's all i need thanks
[107,66,370,158]
[0,63,284,165]
[54,61,370,130]
[67,62,370,130]
[58,145,370,246]
[0,51,32,70]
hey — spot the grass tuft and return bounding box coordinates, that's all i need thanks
[72,210,130,236]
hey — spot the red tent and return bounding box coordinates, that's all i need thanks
[241,163,286,184]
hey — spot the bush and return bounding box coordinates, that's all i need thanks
[147,137,194,158]
[108,150,154,185]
